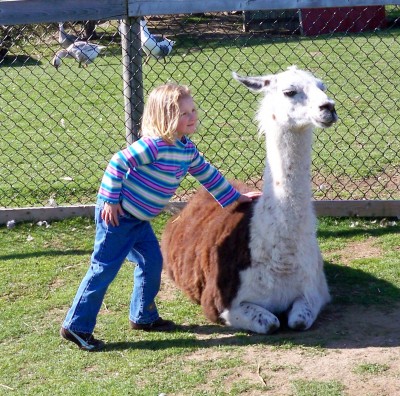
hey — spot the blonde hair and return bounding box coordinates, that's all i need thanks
[141,83,192,144]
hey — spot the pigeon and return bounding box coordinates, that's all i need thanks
[51,41,106,69]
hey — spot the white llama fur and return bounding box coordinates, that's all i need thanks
[162,66,338,334]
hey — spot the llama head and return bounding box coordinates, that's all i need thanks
[232,66,337,134]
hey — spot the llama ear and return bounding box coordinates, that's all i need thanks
[232,72,272,92]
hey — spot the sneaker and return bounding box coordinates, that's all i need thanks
[130,317,176,332]
[60,327,105,351]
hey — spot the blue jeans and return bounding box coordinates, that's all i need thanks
[62,200,163,334]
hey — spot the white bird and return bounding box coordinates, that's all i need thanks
[51,41,106,69]
[140,18,175,64]
[58,22,80,49]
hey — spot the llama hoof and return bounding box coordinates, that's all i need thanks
[250,317,280,335]
[263,321,280,335]
[251,312,281,334]
[221,304,281,334]
[288,319,309,331]
[287,302,315,331]
[242,315,281,334]
[240,318,280,335]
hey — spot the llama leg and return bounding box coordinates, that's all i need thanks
[287,297,318,330]
[221,302,280,334]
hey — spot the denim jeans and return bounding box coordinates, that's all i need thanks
[62,200,163,334]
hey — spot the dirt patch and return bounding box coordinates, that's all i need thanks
[159,236,400,395]
[269,305,400,396]
[325,237,383,265]
[170,303,400,395]
[312,165,400,201]
[248,342,400,396]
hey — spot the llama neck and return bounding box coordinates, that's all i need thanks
[250,125,317,270]
[263,126,314,209]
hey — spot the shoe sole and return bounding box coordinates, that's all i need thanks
[130,320,176,332]
[60,328,104,351]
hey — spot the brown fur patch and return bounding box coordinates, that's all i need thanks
[161,181,254,323]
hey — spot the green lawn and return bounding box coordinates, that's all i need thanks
[1,19,399,207]
[0,216,399,395]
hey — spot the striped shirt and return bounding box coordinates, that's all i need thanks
[98,136,240,220]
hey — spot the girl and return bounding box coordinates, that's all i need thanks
[60,83,260,351]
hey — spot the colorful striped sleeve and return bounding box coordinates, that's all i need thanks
[98,138,158,203]
[188,149,240,207]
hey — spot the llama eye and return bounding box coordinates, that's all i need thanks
[284,90,297,97]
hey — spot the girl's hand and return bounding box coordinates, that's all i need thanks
[101,202,124,226]
[237,191,262,203]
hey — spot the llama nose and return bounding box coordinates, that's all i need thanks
[320,102,335,112]
[320,101,338,123]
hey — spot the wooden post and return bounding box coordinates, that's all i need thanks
[120,17,143,145]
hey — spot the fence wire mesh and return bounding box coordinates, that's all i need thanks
[1,6,399,209]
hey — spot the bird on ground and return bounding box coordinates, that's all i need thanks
[51,41,106,69]
[58,22,80,49]
[140,18,175,64]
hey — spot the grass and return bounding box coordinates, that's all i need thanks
[1,17,400,207]
[353,363,390,375]
[0,215,399,395]
[292,379,345,396]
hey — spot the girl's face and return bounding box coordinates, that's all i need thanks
[176,95,198,139]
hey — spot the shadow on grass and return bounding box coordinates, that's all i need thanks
[0,249,90,261]
[101,261,400,353]
[325,261,400,305]
[0,55,41,67]
[318,222,400,240]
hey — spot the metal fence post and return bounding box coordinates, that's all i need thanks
[120,17,143,145]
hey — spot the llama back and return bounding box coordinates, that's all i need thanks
[161,181,254,323]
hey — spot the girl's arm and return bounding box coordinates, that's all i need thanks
[189,150,260,206]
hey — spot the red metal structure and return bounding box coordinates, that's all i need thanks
[301,6,387,36]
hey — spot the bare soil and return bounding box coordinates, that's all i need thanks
[158,237,400,396]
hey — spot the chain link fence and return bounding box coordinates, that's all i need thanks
[1,6,399,212]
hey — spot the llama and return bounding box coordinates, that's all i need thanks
[161,66,338,334]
